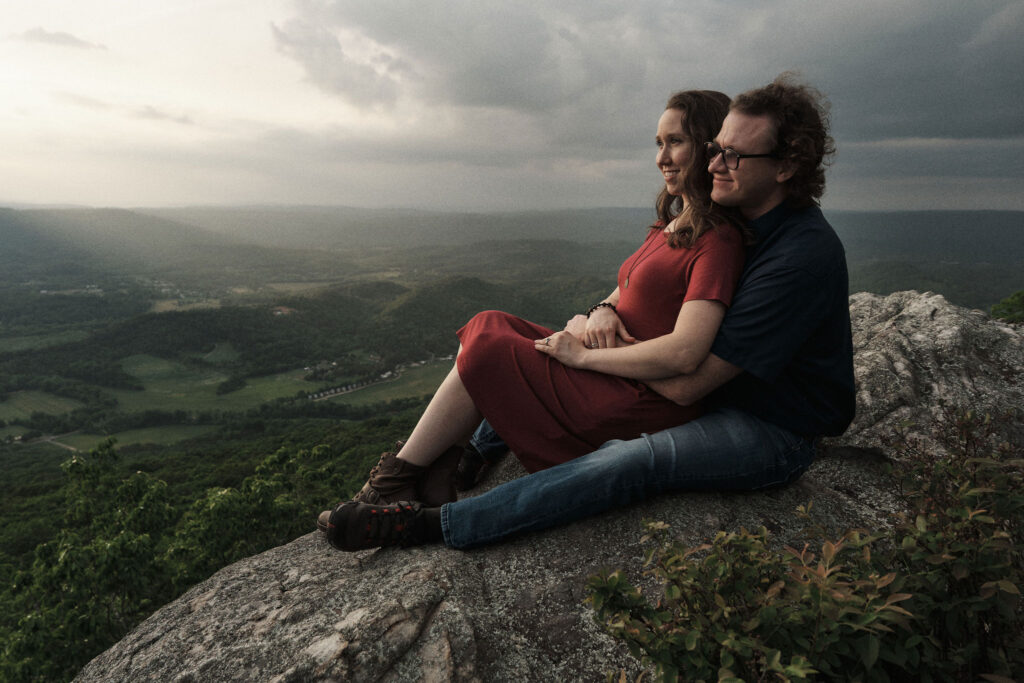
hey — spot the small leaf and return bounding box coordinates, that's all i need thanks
[822,540,836,563]
[884,593,913,606]
[862,635,880,669]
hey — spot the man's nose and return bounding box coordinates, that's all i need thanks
[707,150,727,173]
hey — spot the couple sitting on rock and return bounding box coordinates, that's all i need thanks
[318,74,855,552]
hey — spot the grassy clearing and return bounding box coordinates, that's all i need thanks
[57,425,220,451]
[0,329,91,353]
[114,354,317,413]
[0,391,85,421]
[201,342,240,364]
[264,282,333,294]
[332,360,451,406]
[150,299,222,313]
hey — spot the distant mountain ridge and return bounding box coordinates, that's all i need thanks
[140,205,655,249]
[829,210,1024,265]
[5,204,1022,262]
[1,205,1021,309]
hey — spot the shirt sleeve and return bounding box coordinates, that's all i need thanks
[682,225,746,306]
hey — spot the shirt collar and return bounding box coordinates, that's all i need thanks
[747,200,797,243]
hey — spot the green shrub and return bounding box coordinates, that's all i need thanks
[587,411,1024,682]
[991,290,1024,323]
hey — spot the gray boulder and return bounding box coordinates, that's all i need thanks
[75,291,1024,682]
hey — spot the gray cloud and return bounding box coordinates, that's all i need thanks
[133,106,193,126]
[271,18,403,107]
[55,92,112,110]
[836,137,1024,180]
[276,0,1024,146]
[803,3,1024,141]
[15,26,106,50]
[56,92,194,127]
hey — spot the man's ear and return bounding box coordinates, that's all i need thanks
[775,159,797,183]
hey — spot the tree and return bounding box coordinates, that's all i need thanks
[0,439,176,682]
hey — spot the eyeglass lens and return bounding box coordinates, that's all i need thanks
[704,142,738,170]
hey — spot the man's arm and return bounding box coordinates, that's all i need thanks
[644,352,742,406]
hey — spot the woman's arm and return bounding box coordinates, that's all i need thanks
[535,298,726,380]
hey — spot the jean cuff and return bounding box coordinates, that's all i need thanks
[439,502,453,547]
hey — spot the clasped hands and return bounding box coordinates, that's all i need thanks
[534,307,636,367]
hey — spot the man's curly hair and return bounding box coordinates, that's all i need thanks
[731,73,836,207]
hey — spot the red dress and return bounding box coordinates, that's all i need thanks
[456,225,745,472]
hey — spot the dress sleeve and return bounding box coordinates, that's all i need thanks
[682,225,746,306]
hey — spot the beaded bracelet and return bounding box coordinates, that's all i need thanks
[586,302,618,318]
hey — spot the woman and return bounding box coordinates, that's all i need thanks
[321,90,745,550]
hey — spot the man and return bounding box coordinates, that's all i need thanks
[326,74,855,551]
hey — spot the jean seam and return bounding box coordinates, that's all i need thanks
[751,435,813,490]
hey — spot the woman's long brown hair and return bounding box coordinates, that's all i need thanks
[653,90,746,248]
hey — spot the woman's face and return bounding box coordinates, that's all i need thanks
[656,108,693,198]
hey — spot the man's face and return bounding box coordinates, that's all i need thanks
[709,111,791,220]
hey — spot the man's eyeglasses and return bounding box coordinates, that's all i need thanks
[704,141,779,170]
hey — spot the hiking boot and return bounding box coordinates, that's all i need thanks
[455,444,490,491]
[317,509,331,533]
[417,444,462,506]
[352,444,425,504]
[324,500,435,551]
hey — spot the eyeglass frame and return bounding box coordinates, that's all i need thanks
[704,141,780,170]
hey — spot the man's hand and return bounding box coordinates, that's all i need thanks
[584,307,636,349]
[645,354,744,406]
[534,330,588,367]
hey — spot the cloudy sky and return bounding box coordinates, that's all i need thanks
[1,0,1022,211]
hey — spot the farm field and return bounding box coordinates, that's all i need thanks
[56,424,220,451]
[331,359,451,406]
[0,329,91,353]
[0,391,84,422]
[112,355,319,412]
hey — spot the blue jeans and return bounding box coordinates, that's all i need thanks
[440,408,814,549]
[469,420,507,462]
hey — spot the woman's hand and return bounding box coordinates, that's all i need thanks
[534,330,588,368]
[585,307,636,349]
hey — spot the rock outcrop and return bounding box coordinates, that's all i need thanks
[75,291,1023,682]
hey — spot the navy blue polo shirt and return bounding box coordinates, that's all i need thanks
[708,202,855,437]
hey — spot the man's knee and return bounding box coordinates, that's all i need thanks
[584,436,661,489]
